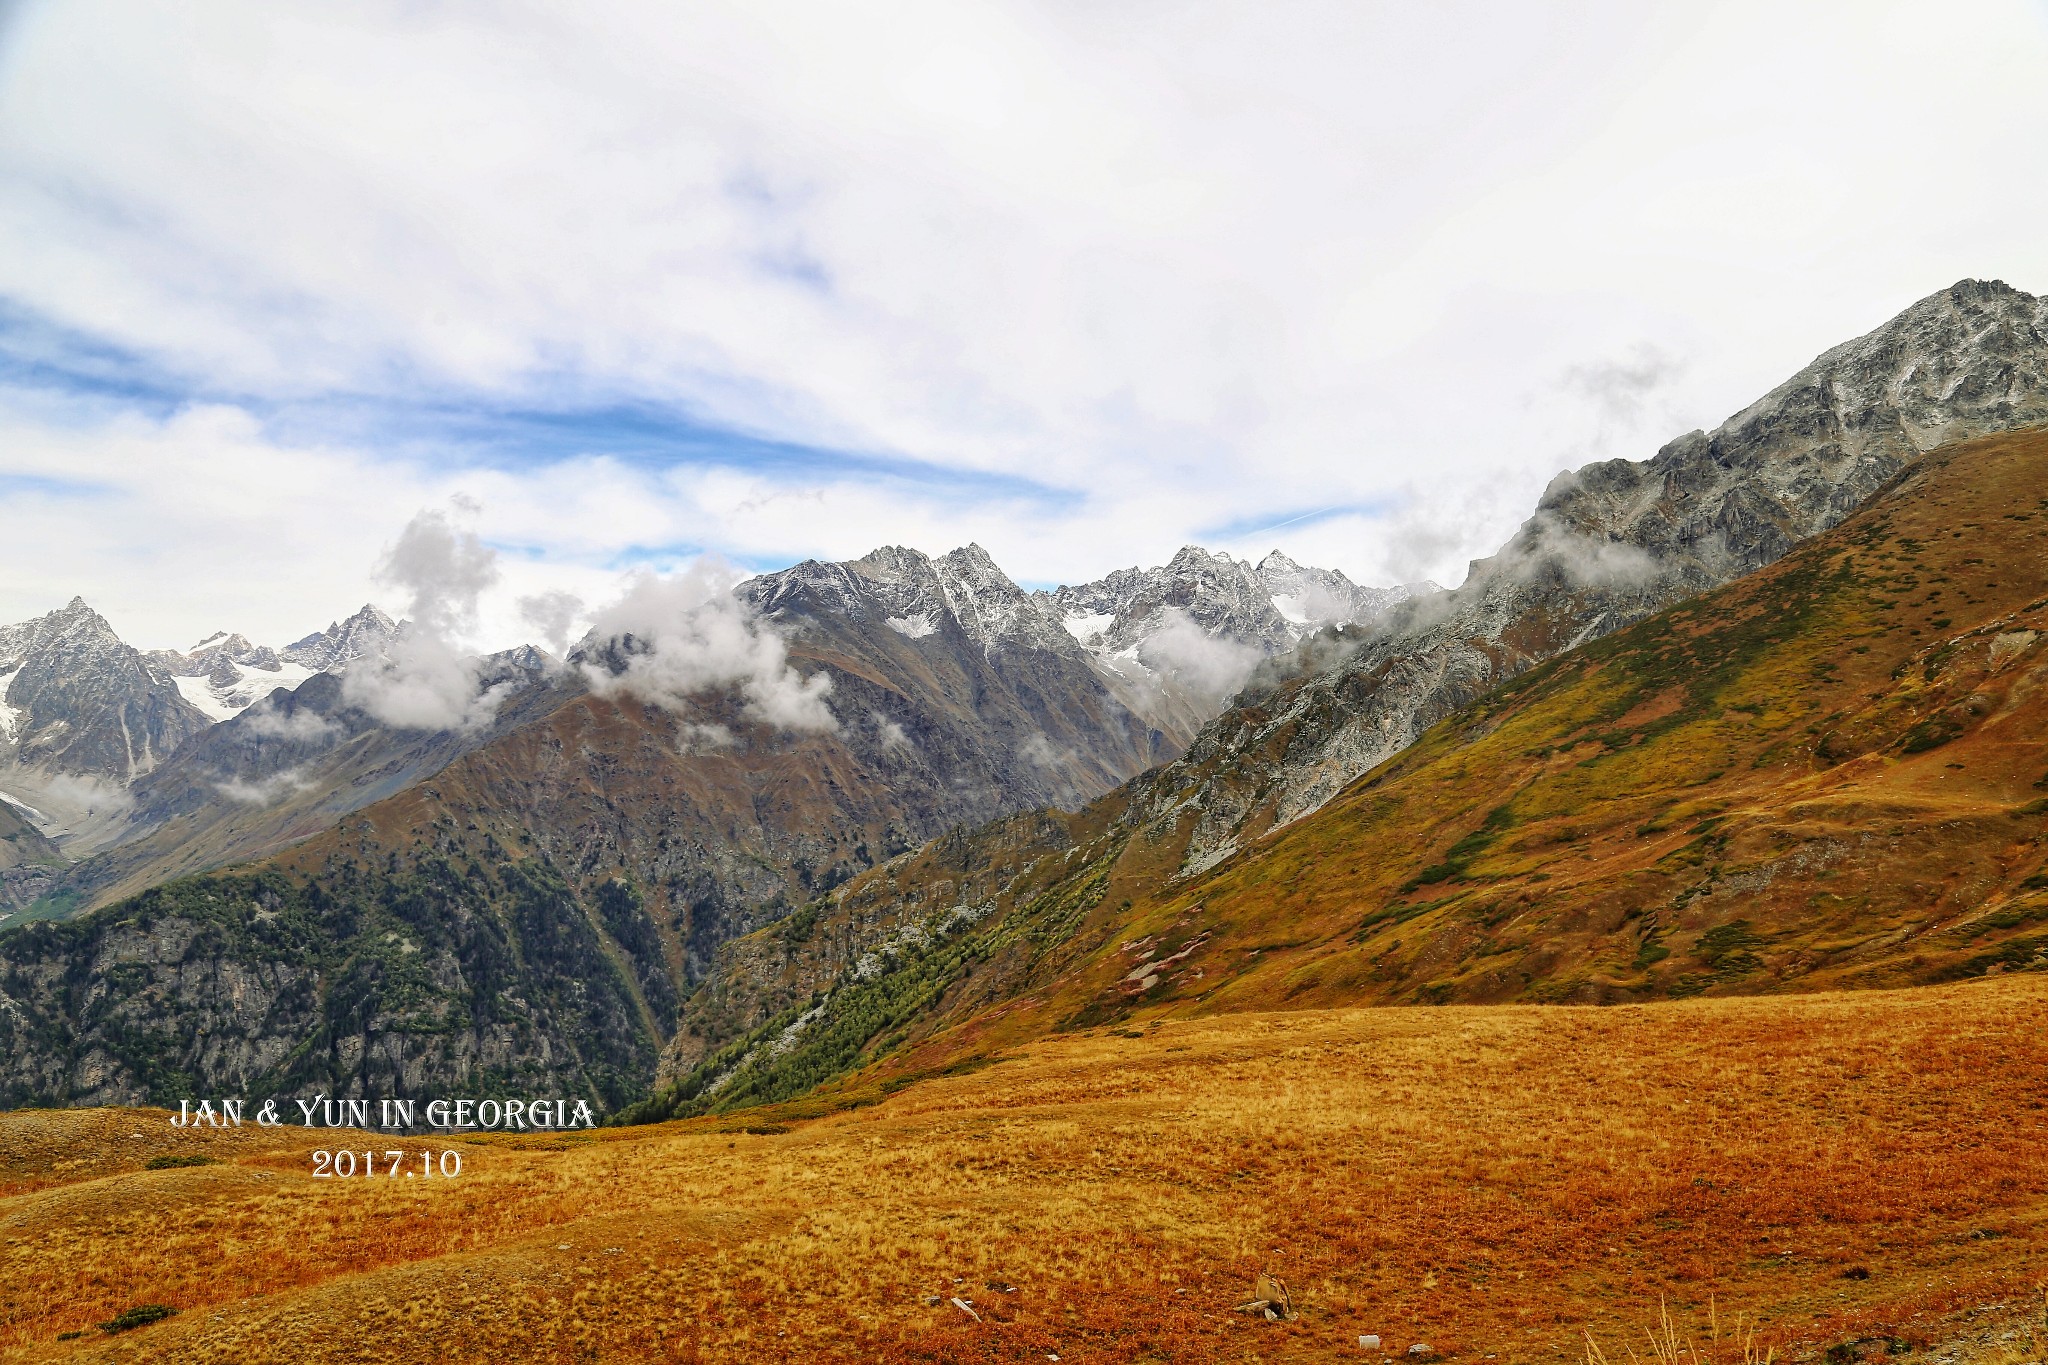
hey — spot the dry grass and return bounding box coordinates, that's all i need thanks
[5,974,2047,1363]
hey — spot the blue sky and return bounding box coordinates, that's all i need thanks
[2,0,2046,649]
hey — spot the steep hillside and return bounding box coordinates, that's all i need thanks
[27,649,571,918]
[1136,278,2048,879]
[0,800,62,911]
[644,421,2048,1116]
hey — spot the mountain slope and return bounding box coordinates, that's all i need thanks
[0,543,1378,1104]
[640,421,2048,1116]
[0,799,62,911]
[741,543,1178,799]
[38,649,574,916]
[1141,278,2048,879]
[0,599,213,829]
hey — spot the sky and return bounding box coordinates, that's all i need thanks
[2,0,2047,652]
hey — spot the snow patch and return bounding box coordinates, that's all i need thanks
[1269,594,1311,626]
[0,667,21,742]
[226,660,314,708]
[175,661,317,724]
[1061,611,1114,644]
[0,790,48,824]
[173,674,241,724]
[885,612,937,638]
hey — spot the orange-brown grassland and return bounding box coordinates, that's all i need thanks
[3,972,2044,1364]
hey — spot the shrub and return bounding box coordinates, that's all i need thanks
[98,1304,177,1334]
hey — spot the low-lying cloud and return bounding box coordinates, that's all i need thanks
[216,766,316,806]
[579,561,837,733]
[1136,607,1266,704]
[239,701,339,743]
[517,589,586,657]
[342,509,506,732]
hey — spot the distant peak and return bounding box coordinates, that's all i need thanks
[935,543,1009,582]
[1257,549,1301,572]
[1166,544,1231,569]
[940,542,999,566]
[849,545,935,579]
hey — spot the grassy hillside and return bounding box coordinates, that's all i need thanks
[4,975,2044,1362]
[651,423,2048,1116]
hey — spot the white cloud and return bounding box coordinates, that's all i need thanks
[239,702,338,743]
[341,508,508,732]
[215,766,315,806]
[1134,608,1266,705]
[0,0,2046,638]
[579,562,837,733]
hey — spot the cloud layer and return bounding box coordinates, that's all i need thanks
[2,1,2047,647]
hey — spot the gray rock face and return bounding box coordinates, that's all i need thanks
[281,603,403,672]
[1132,278,2048,875]
[0,598,212,787]
[741,543,1177,809]
[0,799,63,911]
[1034,545,1425,739]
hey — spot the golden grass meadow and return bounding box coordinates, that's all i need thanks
[5,973,2045,1363]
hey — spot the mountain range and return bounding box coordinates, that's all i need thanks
[1,277,2044,1117]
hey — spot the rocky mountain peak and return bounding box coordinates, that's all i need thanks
[0,597,212,796]
[282,603,403,672]
[848,544,936,585]
[930,545,1066,654]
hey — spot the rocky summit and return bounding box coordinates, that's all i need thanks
[0,599,213,854]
